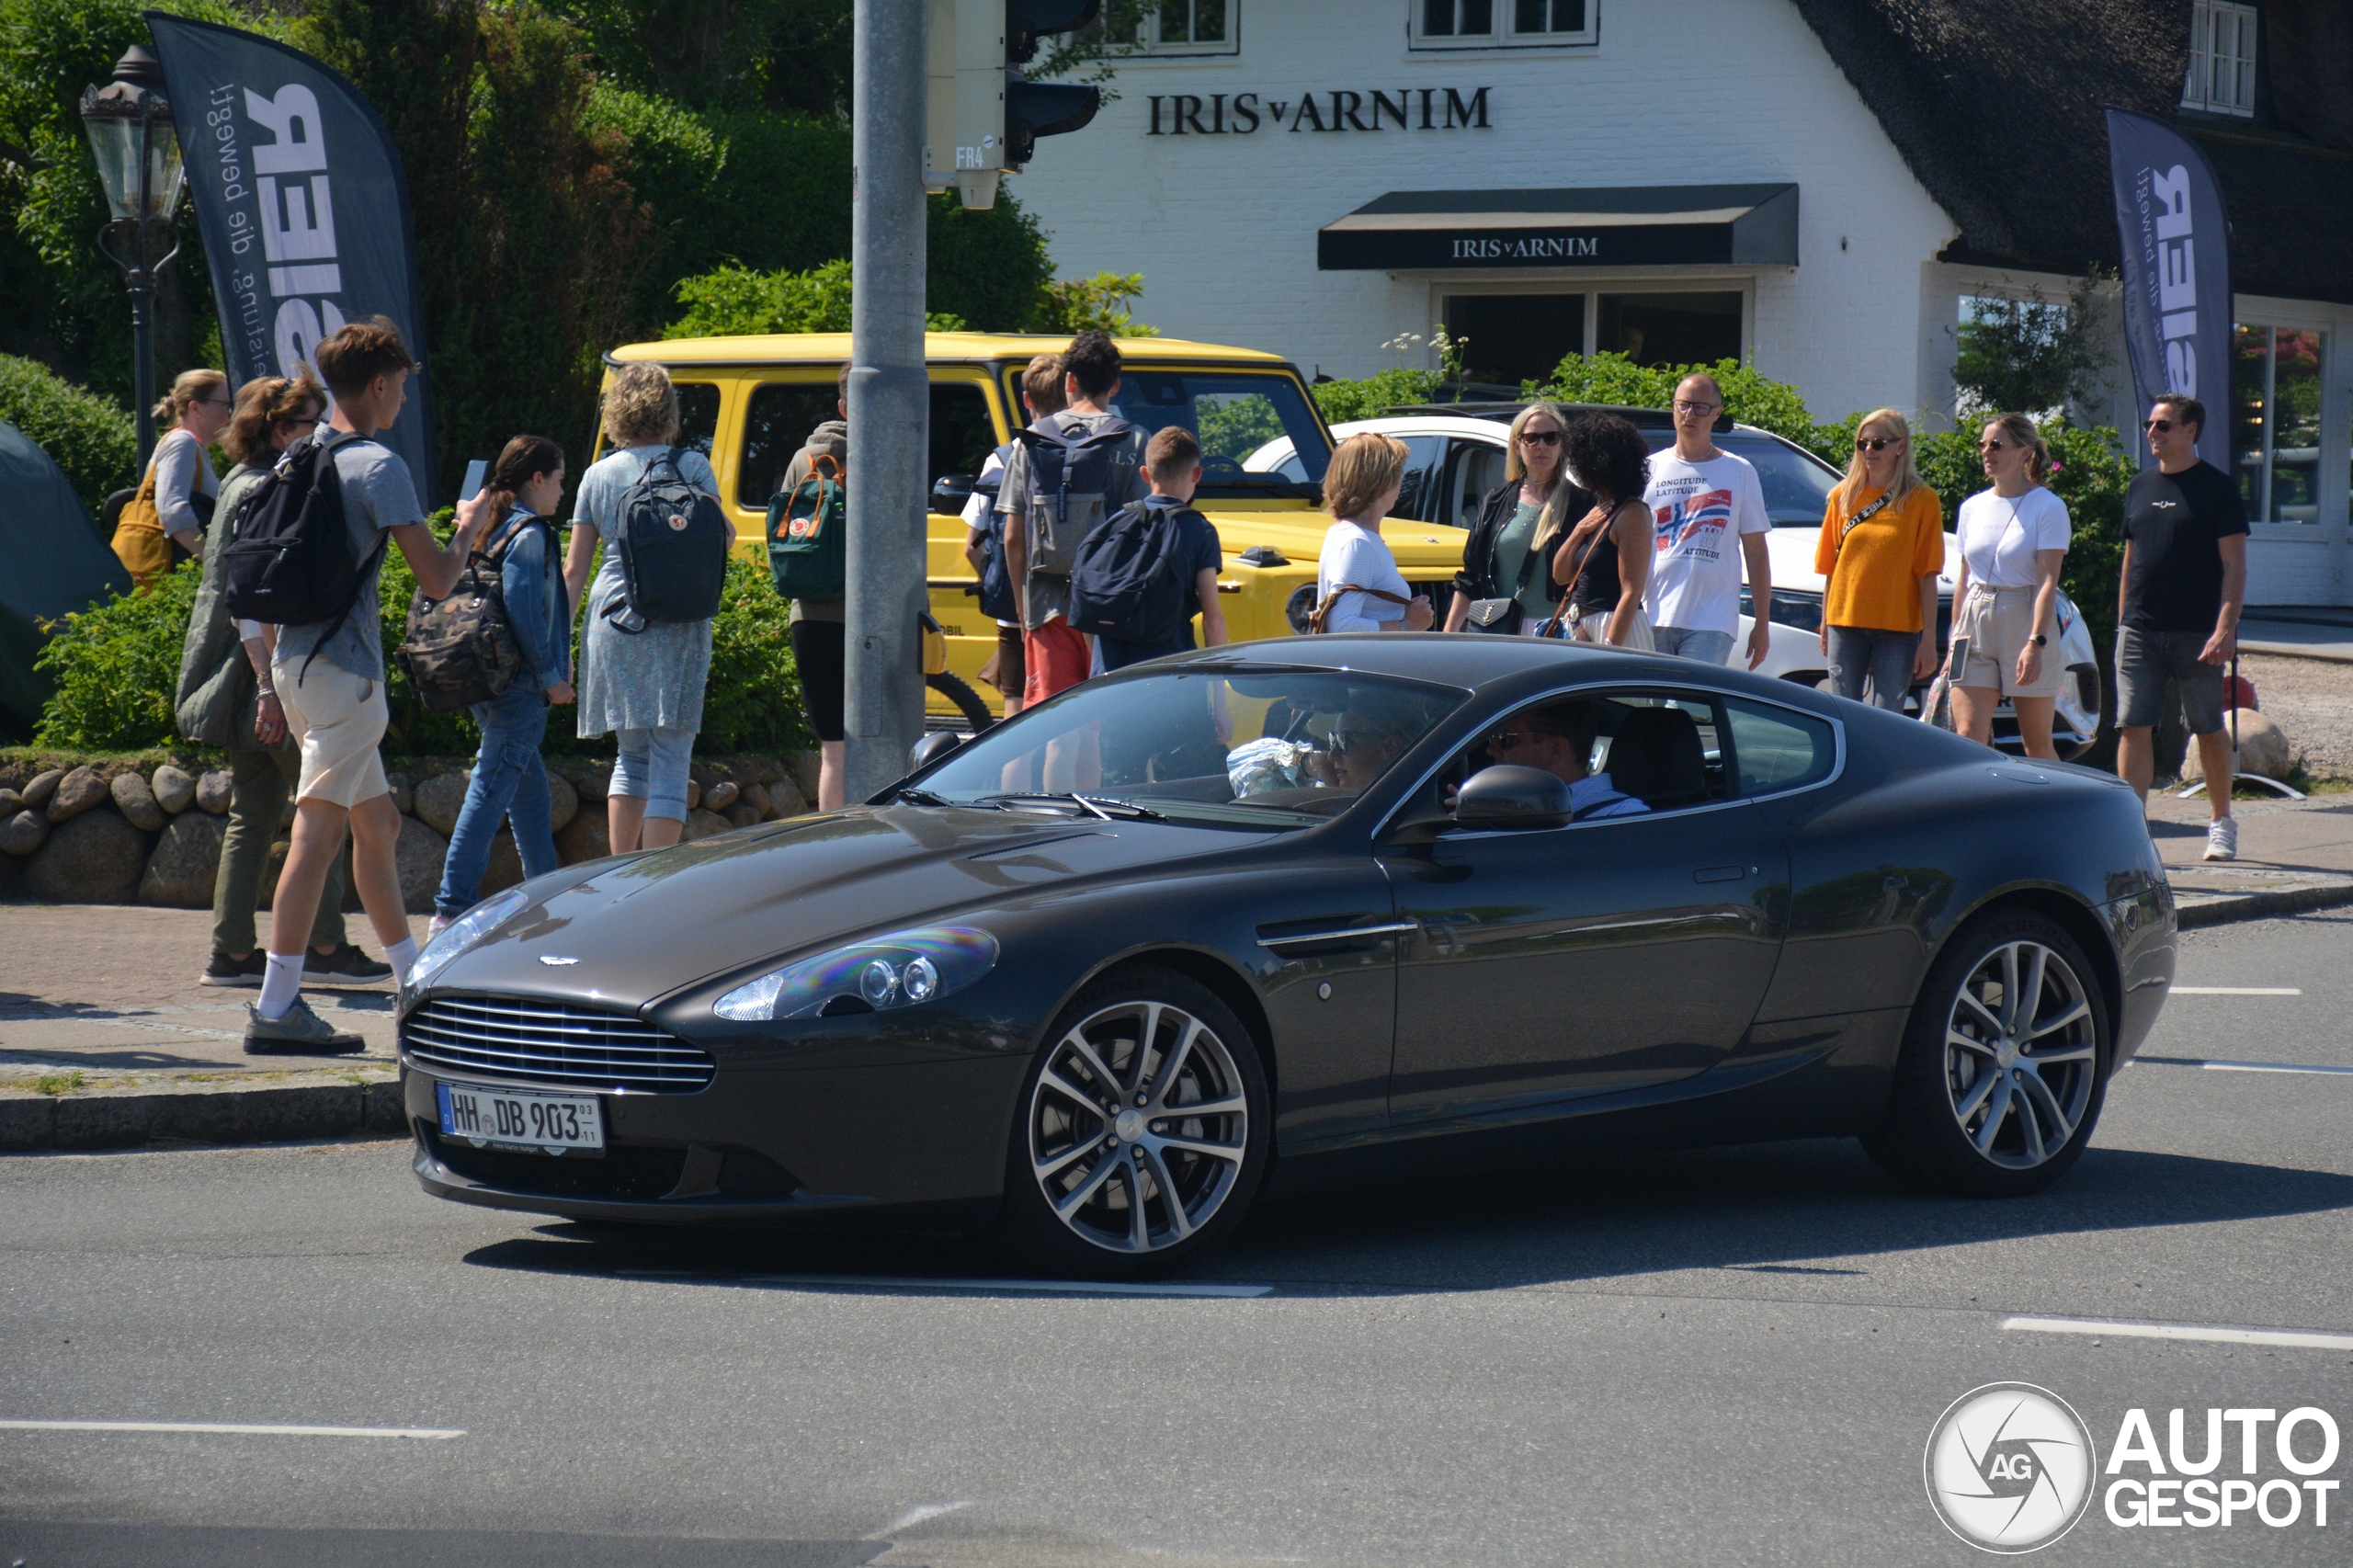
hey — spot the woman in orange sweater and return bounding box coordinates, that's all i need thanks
[1814,407,1945,710]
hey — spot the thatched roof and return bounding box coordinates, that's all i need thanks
[1791,0,2353,304]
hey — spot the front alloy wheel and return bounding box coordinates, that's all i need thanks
[1863,911,2110,1197]
[1001,966,1268,1278]
[1941,937,2097,1169]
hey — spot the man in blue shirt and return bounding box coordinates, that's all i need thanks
[1484,701,1648,818]
[1097,426,1229,672]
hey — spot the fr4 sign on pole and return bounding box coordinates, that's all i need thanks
[925,1,1103,210]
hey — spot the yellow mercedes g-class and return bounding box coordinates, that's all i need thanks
[599,332,1469,722]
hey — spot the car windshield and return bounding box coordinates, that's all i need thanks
[1108,370,1332,490]
[913,666,1466,827]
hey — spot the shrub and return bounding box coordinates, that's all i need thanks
[30,557,199,750]
[668,258,968,336]
[699,551,811,755]
[0,352,136,512]
[1040,273,1157,337]
[1311,368,1446,426]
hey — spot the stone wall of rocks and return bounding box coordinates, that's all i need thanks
[0,752,820,914]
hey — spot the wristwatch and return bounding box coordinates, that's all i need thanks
[2029,633,2048,647]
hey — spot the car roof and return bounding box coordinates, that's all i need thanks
[610,332,1292,368]
[1370,402,1768,437]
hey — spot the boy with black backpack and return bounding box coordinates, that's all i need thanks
[998,330,1148,706]
[1076,426,1228,671]
[233,317,498,1052]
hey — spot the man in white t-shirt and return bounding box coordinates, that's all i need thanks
[1641,373,1773,668]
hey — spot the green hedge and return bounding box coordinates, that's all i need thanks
[33,524,812,756]
[0,353,137,513]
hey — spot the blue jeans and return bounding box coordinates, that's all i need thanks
[1654,626,1735,665]
[613,725,695,823]
[1828,626,1920,712]
[436,685,558,918]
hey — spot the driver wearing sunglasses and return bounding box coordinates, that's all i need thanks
[1476,701,1647,819]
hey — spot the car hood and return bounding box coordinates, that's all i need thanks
[421,807,1255,1005]
[1199,503,1468,570]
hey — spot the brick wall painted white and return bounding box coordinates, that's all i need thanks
[1006,0,1961,426]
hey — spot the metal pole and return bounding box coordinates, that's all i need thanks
[129,248,157,472]
[843,0,932,804]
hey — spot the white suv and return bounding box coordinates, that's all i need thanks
[1249,403,2102,757]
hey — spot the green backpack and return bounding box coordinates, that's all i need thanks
[767,451,846,600]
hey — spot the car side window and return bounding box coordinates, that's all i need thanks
[931,381,996,494]
[673,383,720,458]
[1449,440,1506,529]
[1388,436,1448,523]
[1403,687,1734,825]
[1722,697,1838,796]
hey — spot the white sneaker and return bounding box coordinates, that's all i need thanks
[426,915,455,942]
[2202,816,2238,862]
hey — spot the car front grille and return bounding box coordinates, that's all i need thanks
[403,995,715,1094]
[422,1127,688,1200]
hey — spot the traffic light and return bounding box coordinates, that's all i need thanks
[925,0,1102,210]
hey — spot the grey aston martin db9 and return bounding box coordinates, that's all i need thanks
[400,636,2175,1278]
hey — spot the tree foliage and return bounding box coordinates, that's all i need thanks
[668,257,968,336]
[1040,272,1155,337]
[30,553,199,749]
[1951,273,2115,418]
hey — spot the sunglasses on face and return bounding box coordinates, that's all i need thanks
[1979,439,2011,452]
[1327,731,1395,757]
[2145,418,2178,433]
[1519,429,1562,447]
[1483,729,1542,751]
[1855,437,1900,452]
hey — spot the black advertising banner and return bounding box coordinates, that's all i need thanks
[2105,107,2231,472]
[144,12,437,501]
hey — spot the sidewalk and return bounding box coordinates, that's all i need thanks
[8,798,2353,1151]
[2144,787,2353,926]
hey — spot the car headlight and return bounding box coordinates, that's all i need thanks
[713,926,999,1022]
[404,885,531,997]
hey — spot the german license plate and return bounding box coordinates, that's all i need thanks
[435,1080,603,1154]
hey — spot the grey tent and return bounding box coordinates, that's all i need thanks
[0,421,132,740]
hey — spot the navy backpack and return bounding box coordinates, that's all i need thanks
[1067,499,1193,646]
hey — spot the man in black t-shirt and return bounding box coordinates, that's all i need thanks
[2115,394,2248,860]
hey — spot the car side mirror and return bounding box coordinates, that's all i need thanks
[1453,765,1574,831]
[929,472,975,516]
[907,731,961,774]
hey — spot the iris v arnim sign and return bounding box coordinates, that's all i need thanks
[1146,87,1493,135]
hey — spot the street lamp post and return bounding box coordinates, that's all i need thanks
[79,44,186,472]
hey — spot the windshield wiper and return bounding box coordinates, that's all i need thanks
[890,786,958,807]
[981,792,1165,822]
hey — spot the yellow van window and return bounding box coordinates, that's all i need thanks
[930,382,995,493]
[674,383,720,456]
[739,383,839,507]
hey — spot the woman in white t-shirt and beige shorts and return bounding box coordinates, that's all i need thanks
[1949,413,2070,759]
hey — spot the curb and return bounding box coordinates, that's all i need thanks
[2239,640,2353,665]
[2173,880,2353,929]
[0,1072,407,1153]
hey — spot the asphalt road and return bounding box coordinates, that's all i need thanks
[5,910,2351,1567]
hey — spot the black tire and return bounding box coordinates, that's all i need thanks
[927,670,996,733]
[1861,909,2110,1197]
[998,964,1270,1280]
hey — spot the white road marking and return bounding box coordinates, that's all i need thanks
[2003,1315,2353,1351]
[746,1274,1273,1298]
[2167,986,2302,995]
[0,1419,463,1438]
[2201,1060,2353,1076]
[883,1500,976,1534]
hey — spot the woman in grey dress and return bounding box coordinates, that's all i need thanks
[563,363,722,852]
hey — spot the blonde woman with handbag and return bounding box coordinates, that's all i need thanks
[1814,407,1944,710]
[112,368,230,589]
[1444,401,1582,635]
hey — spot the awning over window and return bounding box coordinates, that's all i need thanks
[1318,184,1801,271]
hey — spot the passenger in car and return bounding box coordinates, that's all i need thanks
[1480,701,1648,819]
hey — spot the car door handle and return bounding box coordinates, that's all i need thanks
[1694,865,1748,883]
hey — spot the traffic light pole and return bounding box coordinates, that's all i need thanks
[844,0,933,803]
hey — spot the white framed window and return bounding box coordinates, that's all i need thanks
[1413,0,1597,50]
[2183,0,2257,117]
[1131,0,1238,56]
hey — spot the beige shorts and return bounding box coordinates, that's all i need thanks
[272,655,390,808]
[1951,585,2063,699]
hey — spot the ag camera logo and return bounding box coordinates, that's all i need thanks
[1926,1382,2097,1552]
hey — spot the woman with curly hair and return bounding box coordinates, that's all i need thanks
[1552,414,1655,648]
[564,363,722,852]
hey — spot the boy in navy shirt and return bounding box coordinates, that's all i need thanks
[1097,426,1229,671]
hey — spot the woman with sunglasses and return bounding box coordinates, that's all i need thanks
[1813,408,1944,710]
[1443,401,1586,634]
[1949,413,2070,757]
[111,368,231,589]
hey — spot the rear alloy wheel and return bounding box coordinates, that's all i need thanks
[1862,912,2109,1197]
[999,966,1268,1279]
